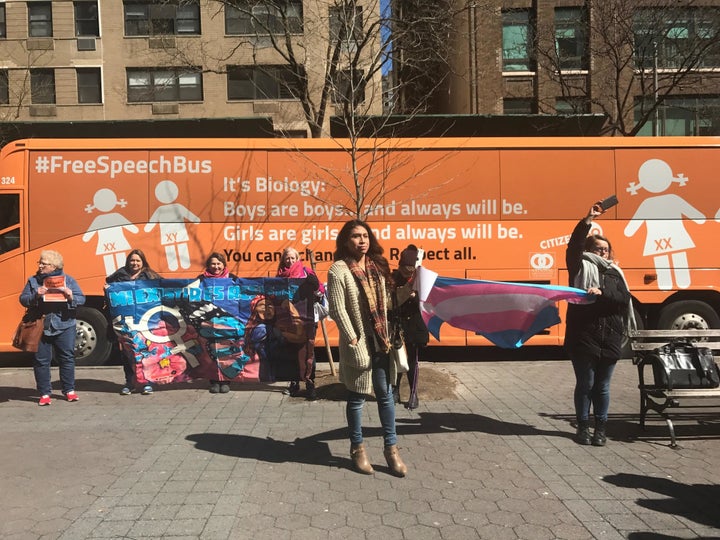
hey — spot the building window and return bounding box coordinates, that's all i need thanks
[31,69,55,104]
[0,70,8,104]
[634,8,720,69]
[28,2,53,38]
[556,97,589,114]
[227,65,303,100]
[555,7,587,70]
[77,68,102,103]
[635,96,720,136]
[329,4,363,49]
[124,1,200,36]
[0,4,6,38]
[127,68,202,102]
[503,98,534,114]
[74,1,99,36]
[225,1,302,35]
[332,69,366,105]
[502,9,534,71]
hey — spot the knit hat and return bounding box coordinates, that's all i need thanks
[399,244,419,266]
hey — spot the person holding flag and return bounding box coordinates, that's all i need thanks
[565,202,634,447]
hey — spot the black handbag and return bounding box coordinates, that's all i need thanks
[647,341,720,390]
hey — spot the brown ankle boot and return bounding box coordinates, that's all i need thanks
[350,443,374,474]
[383,445,407,477]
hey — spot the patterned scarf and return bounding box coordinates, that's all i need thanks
[347,257,390,353]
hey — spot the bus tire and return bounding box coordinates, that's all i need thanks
[657,300,720,331]
[74,306,112,366]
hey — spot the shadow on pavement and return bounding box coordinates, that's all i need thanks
[604,472,720,530]
[394,411,565,438]
[0,378,121,402]
[541,411,720,447]
[186,411,569,471]
[186,433,341,467]
[0,386,40,403]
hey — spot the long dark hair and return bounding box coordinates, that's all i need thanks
[125,249,152,272]
[205,251,227,270]
[124,248,160,279]
[333,219,390,278]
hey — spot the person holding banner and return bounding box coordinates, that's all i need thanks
[276,247,323,400]
[20,250,85,406]
[391,245,428,410]
[200,252,238,394]
[565,203,633,447]
[106,249,161,395]
[327,220,406,477]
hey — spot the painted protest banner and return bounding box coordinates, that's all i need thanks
[106,277,315,385]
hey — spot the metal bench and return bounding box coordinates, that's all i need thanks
[630,329,720,448]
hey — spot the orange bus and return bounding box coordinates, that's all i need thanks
[1,136,719,364]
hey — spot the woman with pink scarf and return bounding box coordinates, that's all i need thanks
[199,252,238,394]
[276,247,324,400]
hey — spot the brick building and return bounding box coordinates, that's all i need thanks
[0,0,383,137]
[414,0,720,136]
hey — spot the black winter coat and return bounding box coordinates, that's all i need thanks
[391,269,429,346]
[106,267,161,283]
[564,220,631,362]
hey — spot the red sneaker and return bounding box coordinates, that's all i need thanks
[66,391,79,402]
[38,395,51,406]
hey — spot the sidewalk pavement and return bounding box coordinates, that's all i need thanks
[1,359,719,540]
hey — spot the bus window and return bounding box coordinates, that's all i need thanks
[0,193,20,254]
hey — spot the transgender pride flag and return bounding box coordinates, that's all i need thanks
[415,267,590,349]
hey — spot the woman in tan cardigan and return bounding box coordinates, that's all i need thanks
[327,219,406,477]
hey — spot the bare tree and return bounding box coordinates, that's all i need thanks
[148,0,460,218]
[0,46,55,146]
[534,0,720,136]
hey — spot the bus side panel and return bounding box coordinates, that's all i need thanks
[499,148,618,221]
[0,254,29,350]
[0,144,28,351]
[614,148,718,275]
[3,139,720,356]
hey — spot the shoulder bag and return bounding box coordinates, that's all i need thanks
[390,289,409,373]
[390,344,409,373]
[12,310,45,353]
[646,341,720,390]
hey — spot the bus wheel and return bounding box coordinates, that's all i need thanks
[658,300,720,331]
[74,306,112,366]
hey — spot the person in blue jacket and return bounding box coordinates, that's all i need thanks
[20,250,85,406]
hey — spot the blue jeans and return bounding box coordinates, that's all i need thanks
[34,326,76,396]
[571,355,617,423]
[346,355,398,447]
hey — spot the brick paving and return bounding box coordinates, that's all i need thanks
[1,359,719,539]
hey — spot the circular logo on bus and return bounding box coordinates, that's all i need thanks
[530,253,554,270]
